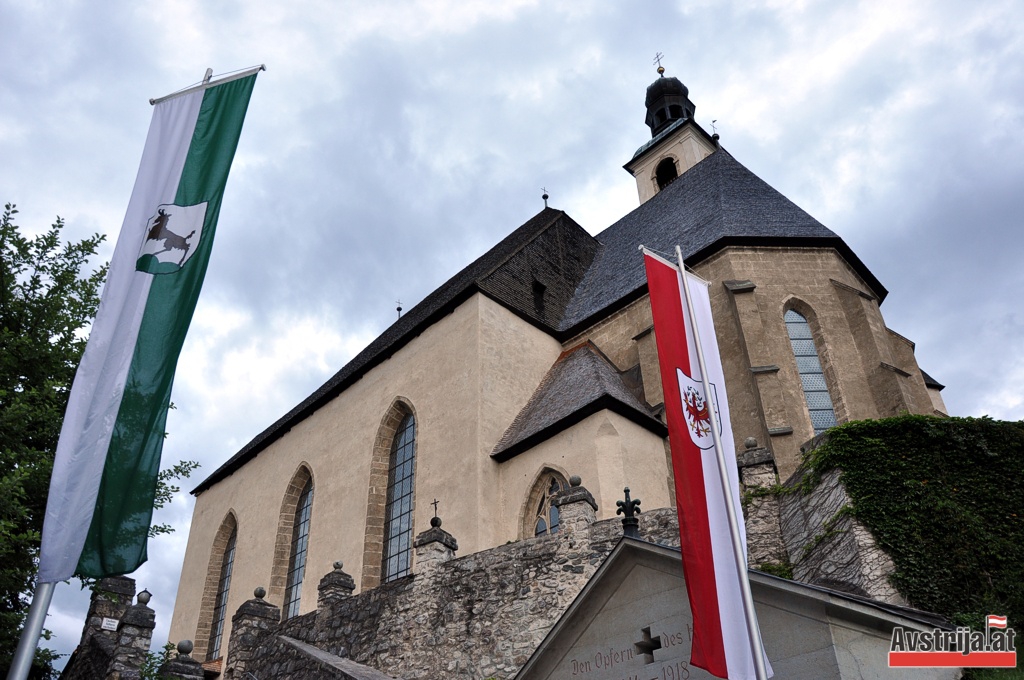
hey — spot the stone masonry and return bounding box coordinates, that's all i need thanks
[737,438,788,570]
[222,481,682,680]
[60,578,156,680]
[220,468,896,679]
[779,461,906,604]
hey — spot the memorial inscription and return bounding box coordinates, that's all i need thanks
[568,624,692,677]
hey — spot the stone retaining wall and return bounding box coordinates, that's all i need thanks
[224,482,681,680]
[780,466,905,604]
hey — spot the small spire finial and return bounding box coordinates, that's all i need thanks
[396,300,402,319]
[653,52,665,76]
[616,487,642,539]
[542,188,549,208]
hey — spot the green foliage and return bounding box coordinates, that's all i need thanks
[804,414,1024,630]
[150,459,201,538]
[963,667,1024,680]
[139,641,176,679]
[0,203,106,675]
[0,204,198,674]
[756,561,794,580]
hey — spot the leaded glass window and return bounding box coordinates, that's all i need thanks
[382,414,415,582]
[533,475,567,537]
[785,309,837,434]
[207,526,236,659]
[284,478,313,619]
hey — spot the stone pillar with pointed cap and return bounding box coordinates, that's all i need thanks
[157,640,204,680]
[225,587,279,679]
[550,475,598,548]
[106,589,156,679]
[80,576,136,650]
[413,515,459,573]
[315,560,357,640]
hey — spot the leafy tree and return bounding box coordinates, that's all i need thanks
[0,204,197,676]
[0,203,106,675]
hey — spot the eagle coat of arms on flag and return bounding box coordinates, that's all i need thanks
[676,367,721,450]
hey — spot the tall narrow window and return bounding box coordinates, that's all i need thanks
[283,478,313,618]
[382,413,415,582]
[525,471,568,537]
[206,526,236,660]
[785,309,837,434]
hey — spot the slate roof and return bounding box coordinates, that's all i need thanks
[560,147,886,333]
[921,369,945,391]
[195,146,885,493]
[490,342,666,462]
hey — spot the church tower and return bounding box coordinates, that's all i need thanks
[623,67,718,204]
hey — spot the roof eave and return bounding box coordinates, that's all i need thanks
[193,209,573,495]
[623,118,718,173]
[490,395,667,463]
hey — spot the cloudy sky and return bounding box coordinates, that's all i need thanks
[3,0,1022,667]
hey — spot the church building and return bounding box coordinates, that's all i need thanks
[168,69,947,669]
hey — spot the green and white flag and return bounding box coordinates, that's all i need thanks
[39,69,259,582]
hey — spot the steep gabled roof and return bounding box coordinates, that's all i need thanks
[194,209,596,493]
[195,147,887,493]
[561,148,886,333]
[491,342,666,462]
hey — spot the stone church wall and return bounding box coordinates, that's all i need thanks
[172,293,564,658]
[174,241,942,664]
[698,246,936,479]
[223,491,682,680]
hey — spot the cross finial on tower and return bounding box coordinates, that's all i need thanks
[396,300,402,319]
[542,188,549,208]
[653,52,665,76]
[431,498,439,517]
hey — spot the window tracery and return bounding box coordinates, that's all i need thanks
[785,309,837,434]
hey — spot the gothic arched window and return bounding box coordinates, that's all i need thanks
[283,477,313,618]
[382,413,416,582]
[785,309,838,434]
[206,524,236,660]
[531,473,568,537]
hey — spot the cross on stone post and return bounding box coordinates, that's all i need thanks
[634,626,663,664]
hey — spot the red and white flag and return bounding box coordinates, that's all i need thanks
[643,249,772,680]
[987,615,1008,629]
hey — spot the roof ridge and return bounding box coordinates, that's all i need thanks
[474,208,568,282]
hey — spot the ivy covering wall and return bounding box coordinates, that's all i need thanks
[803,415,1024,629]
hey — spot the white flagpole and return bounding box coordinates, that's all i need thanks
[149,64,265,105]
[674,245,768,680]
[6,581,55,680]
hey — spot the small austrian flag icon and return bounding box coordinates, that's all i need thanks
[987,615,1008,629]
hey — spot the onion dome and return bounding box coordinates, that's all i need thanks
[644,72,696,137]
